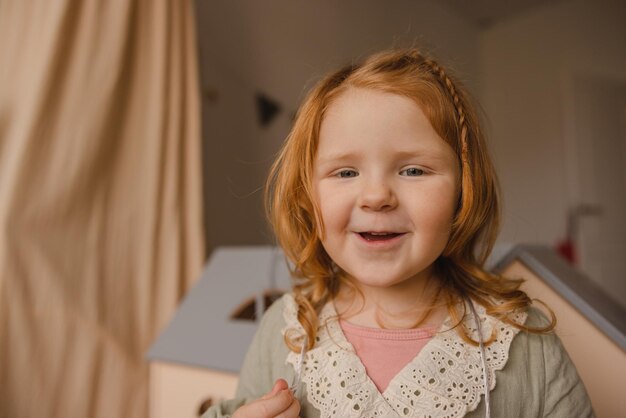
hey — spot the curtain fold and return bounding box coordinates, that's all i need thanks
[0,1,205,417]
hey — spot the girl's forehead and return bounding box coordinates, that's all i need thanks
[321,88,430,133]
[318,88,454,157]
[325,87,406,113]
[316,86,456,159]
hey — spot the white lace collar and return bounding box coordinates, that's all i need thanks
[282,294,526,418]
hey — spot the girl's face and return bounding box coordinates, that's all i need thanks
[313,88,460,291]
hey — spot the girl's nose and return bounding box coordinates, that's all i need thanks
[358,180,397,211]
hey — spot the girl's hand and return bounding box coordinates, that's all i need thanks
[232,379,301,418]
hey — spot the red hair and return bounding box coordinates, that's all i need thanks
[265,48,554,351]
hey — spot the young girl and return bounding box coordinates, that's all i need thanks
[203,48,594,418]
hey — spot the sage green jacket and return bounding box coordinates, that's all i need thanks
[203,295,594,418]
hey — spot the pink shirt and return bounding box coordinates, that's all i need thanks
[339,320,437,393]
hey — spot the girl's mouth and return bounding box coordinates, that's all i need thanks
[358,232,404,241]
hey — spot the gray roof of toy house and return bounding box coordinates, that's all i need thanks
[147,246,292,373]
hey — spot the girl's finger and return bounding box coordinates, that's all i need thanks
[255,389,294,417]
[273,378,289,391]
[261,378,289,400]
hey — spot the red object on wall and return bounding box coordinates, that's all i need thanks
[556,238,577,265]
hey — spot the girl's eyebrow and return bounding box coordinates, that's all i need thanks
[315,152,357,165]
[393,149,450,162]
[394,149,433,158]
[317,149,448,164]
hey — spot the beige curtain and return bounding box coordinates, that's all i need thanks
[0,1,205,417]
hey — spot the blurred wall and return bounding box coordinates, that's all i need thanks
[194,0,481,249]
[480,0,626,244]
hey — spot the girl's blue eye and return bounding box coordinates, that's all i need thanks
[401,167,425,176]
[338,169,358,178]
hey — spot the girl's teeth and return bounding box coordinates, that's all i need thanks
[359,232,401,241]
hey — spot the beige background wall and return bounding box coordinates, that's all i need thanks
[479,0,626,303]
[480,0,626,243]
